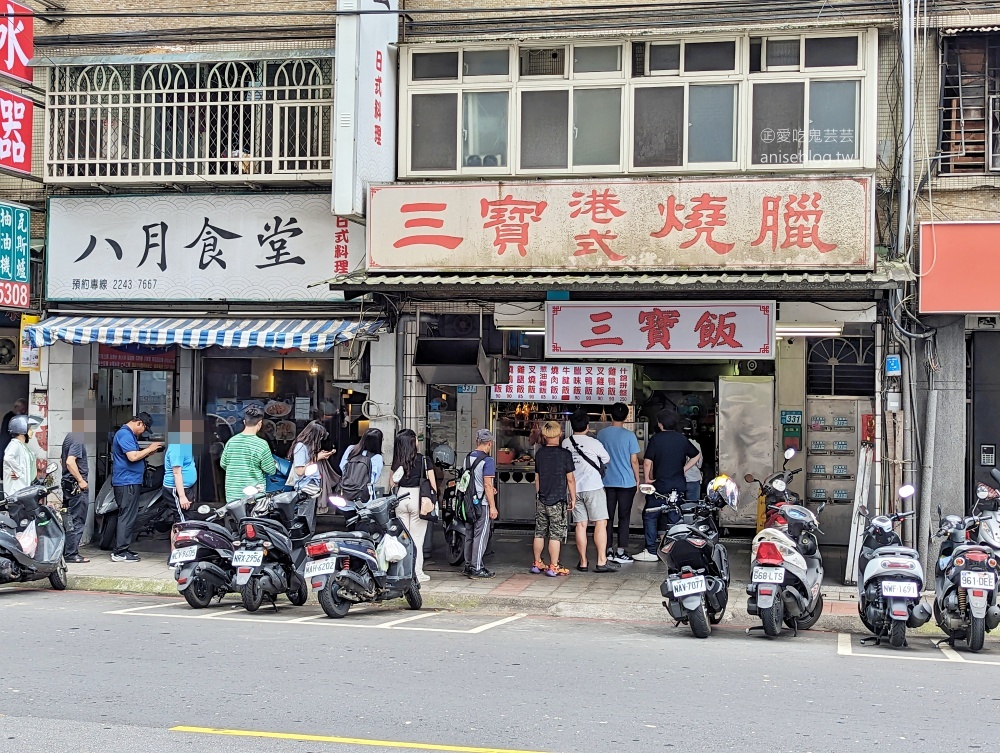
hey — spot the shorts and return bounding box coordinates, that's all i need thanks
[534,501,568,541]
[164,484,197,521]
[572,488,609,524]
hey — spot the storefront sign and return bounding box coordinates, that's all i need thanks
[0,2,32,86]
[0,199,29,309]
[46,194,365,302]
[546,301,775,360]
[18,312,37,370]
[332,0,398,218]
[0,87,31,176]
[368,176,873,272]
[98,344,177,370]
[919,222,1000,313]
[493,362,634,403]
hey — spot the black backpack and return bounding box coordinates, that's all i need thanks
[339,449,373,502]
[455,453,487,523]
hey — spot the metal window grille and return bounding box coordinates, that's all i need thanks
[45,59,333,183]
[806,336,876,397]
[940,35,1000,174]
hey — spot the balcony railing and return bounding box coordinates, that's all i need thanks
[45,59,333,183]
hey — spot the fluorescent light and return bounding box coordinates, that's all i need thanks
[775,323,844,338]
[523,331,545,336]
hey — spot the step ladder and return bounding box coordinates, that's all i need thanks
[844,442,874,585]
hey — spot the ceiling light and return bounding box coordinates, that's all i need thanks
[775,323,844,338]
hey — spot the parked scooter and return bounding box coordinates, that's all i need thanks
[748,447,803,530]
[0,471,67,590]
[171,497,252,609]
[855,484,932,647]
[231,472,322,612]
[305,466,422,618]
[95,463,172,550]
[641,476,739,638]
[932,506,1000,652]
[435,462,465,566]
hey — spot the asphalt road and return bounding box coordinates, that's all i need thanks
[2,589,1000,753]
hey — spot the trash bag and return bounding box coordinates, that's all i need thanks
[15,520,37,558]
[382,534,407,564]
[375,538,389,572]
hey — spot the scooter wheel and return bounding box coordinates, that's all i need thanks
[687,601,711,639]
[968,616,986,653]
[762,598,784,637]
[98,512,118,551]
[241,578,264,612]
[794,596,824,631]
[318,582,351,618]
[447,532,465,567]
[48,557,68,591]
[183,577,214,609]
[889,618,907,648]
[404,584,423,611]
[286,573,308,606]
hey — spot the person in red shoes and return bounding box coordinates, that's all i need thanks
[531,421,575,577]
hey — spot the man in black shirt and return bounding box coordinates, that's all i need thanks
[61,409,94,563]
[636,409,702,561]
[532,421,576,577]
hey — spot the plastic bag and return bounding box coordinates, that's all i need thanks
[15,520,37,558]
[375,539,389,572]
[382,534,407,564]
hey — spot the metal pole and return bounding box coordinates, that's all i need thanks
[897,0,914,261]
[918,373,936,570]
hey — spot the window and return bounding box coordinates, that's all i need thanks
[400,33,873,177]
[46,59,333,183]
[940,34,1000,174]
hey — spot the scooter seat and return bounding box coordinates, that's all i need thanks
[873,545,919,559]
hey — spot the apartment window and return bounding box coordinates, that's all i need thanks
[401,32,872,177]
[940,34,1000,174]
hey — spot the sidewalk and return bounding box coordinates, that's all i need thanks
[9,527,886,631]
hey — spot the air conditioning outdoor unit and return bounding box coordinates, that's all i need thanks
[0,329,19,372]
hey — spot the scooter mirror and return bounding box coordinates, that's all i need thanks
[816,501,827,515]
[639,484,656,495]
[242,485,259,498]
[304,463,319,477]
[858,505,869,517]
[977,486,990,500]
[743,473,755,484]
[197,505,211,515]
[44,461,59,476]
[898,484,916,499]
[391,466,405,484]
[329,495,350,509]
[784,448,796,461]
[937,504,943,520]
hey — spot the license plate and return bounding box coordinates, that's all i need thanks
[169,545,198,565]
[671,575,706,596]
[960,570,997,590]
[232,550,263,567]
[752,567,784,584]
[304,558,340,577]
[881,580,918,598]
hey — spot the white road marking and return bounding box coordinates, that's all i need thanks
[938,643,968,662]
[466,613,527,633]
[375,612,438,628]
[838,632,1000,666]
[837,633,853,656]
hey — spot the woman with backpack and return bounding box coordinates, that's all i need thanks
[391,428,437,583]
[338,428,384,503]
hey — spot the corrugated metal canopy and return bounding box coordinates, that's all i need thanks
[30,47,335,67]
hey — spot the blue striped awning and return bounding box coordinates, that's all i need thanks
[25,316,383,353]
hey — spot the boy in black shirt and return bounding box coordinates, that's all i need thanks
[532,421,576,576]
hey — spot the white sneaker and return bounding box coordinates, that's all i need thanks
[632,550,658,562]
[418,573,431,583]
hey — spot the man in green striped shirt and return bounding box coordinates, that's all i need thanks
[220,405,276,503]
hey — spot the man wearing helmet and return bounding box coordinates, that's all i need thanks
[3,414,44,495]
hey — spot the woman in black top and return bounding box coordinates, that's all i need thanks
[391,429,437,582]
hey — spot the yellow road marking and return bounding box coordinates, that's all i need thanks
[171,726,552,753]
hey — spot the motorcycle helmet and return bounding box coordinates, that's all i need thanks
[706,475,739,510]
[432,443,456,467]
[8,415,39,437]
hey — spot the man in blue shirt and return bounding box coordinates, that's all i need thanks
[111,412,163,562]
[597,403,642,563]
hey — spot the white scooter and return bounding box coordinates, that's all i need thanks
[855,484,932,648]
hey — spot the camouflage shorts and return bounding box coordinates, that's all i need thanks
[534,501,568,541]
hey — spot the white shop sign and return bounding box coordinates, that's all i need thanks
[493,362,634,403]
[47,194,363,302]
[546,301,776,360]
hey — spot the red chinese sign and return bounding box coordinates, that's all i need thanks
[99,344,177,370]
[546,301,775,360]
[0,86,30,175]
[369,177,871,272]
[492,362,634,403]
[0,2,31,86]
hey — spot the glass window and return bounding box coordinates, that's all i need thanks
[649,43,681,72]
[749,38,763,73]
[464,49,509,77]
[521,90,568,169]
[633,86,683,167]
[573,88,621,166]
[519,47,566,77]
[752,82,804,165]
[684,41,736,72]
[808,80,858,160]
[574,45,622,74]
[411,93,457,170]
[766,39,800,68]
[463,91,508,168]
[412,52,459,81]
[689,84,736,163]
[804,36,858,68]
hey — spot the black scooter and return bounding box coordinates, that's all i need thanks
[0,480,67,590]
[306,466,422,618]
[95,463,173,550]
[171,496,251,609]
[231,478,321,612]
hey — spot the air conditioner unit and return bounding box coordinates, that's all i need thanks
[967,314,1000,330]
[332,349,362,381]
[0,329,19,372]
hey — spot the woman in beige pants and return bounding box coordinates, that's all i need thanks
[391,429,437,582]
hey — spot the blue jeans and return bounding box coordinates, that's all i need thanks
[643,491,683,554]
[686,481,701,503]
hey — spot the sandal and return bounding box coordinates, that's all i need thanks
[66,555,90,564]
[530,561,546,574]
[576,564,589,572]
[545,564,570,577]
